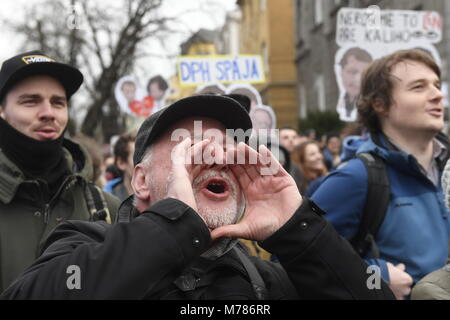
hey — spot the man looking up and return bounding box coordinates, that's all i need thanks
[312,49,450,299]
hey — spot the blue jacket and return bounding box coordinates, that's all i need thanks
[339,134,369,162]
[311,133,450,283]
[103,177,122,194]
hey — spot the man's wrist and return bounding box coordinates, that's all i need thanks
[259,198,327,260]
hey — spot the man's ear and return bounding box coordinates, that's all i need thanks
[372,98,389,116]
[131,164,151,204]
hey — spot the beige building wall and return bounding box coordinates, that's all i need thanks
[238,0,298,129]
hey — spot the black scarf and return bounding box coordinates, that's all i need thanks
[0,117,70,199]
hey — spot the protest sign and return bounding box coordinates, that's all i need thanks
[115,75,170,117]
[334,7,442,122]
[177,55,265,86]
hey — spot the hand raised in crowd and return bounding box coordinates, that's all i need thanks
[211,142,302,241]
[387,262,414,300]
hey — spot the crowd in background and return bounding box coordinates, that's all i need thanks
[97,124,362,201]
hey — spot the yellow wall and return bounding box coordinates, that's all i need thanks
[238,0,298,129]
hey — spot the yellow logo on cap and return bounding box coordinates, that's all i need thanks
[21,55,55,64]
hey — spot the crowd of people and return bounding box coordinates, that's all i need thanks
[0,47,449,300]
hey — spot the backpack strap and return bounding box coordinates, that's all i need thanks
[233,246,267,300]
[350,152,390,259]
[435,131,450,171]
[171,246,268,300]
[84,182,112,224]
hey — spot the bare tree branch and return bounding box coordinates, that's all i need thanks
[81,1,106,70]
[5,0,224,142]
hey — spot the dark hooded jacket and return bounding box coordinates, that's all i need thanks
[0,138,120,292]
[1,196,394,300]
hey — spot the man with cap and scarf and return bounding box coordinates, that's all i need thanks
[0,50,120,293]
[2,95,394,300]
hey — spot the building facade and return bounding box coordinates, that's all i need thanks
[167,29,220,104]
[237,0,298,129]
[170,1,298,129]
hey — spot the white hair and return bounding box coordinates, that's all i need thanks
[132,146,154,206]
[140,146,154,168]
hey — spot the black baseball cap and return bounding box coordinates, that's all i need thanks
[133,94,253,165]
[0,50,83,102]
[223,94,251,113]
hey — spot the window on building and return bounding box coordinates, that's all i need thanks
[262,42,269,72]
[299,85,308,119]
[314,75,326,111]
[260,0,266,11]
[297,0,311,50]
[314,0,324,25]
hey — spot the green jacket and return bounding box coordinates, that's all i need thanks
[0,138,120,292]
[411,264,450,300]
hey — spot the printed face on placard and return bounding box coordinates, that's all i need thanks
[334,8,444,122]
[116,76,169,118]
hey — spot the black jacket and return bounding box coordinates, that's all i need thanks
[1,197,395,300]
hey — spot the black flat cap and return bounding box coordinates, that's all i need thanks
[0,50,83,102]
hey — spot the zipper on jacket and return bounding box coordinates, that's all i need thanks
[43,203,50,225]
[37,176,78,253]
[43,176,77,224]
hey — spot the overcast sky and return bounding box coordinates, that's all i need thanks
[0,0,237,78]
[0,0,237,126]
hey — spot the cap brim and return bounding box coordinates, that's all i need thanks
[1,62,83,100]
[154,95,252,140]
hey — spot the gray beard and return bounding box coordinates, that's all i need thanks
[192,169,244,229]
[149,169,246,260]
[198,191,246,260]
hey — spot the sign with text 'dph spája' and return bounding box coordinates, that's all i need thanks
[177,55,265,86]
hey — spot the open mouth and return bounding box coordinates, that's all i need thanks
[427,108,443,117]
[40,129,56,134]
[201,177,230,200]
[207,181,226,194]
[35,128,58,139]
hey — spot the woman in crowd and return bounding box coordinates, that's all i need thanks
[293,140,328,196]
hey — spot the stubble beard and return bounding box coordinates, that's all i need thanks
[192,170,245,230]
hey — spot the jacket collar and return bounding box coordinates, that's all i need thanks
[116,195,238,260]
[116,195,140,223]
[357,132,450,175]
[0,138,92,204]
